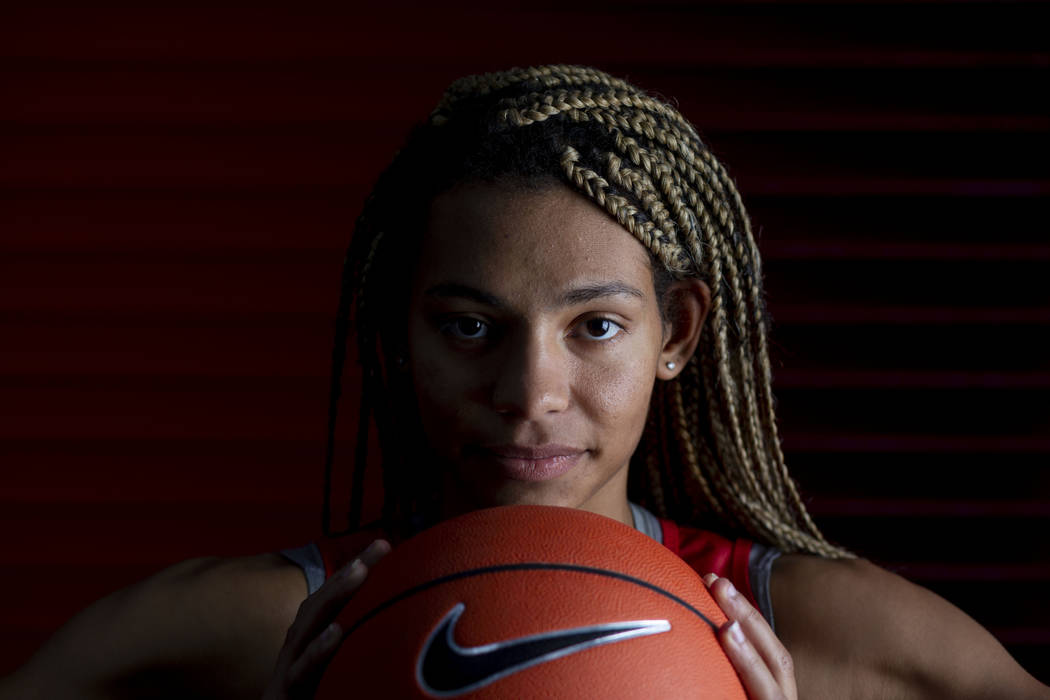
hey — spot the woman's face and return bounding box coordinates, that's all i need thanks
[406,182,696,526]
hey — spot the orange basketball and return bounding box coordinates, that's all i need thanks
[317,505,746,699]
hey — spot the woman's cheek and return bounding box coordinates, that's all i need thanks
[582,353,655,433]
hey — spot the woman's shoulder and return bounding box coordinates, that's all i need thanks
[770,554,1048,699]
[3,552,307,700]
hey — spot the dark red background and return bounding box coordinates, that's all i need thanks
[2,0,1048,683]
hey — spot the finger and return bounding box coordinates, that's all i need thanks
[304,539,391,623]
[719,620,787,700]
[285,540,389,656]
[702,573,718,587]
[281,560,365,660]
[357,538,392,567]
[286,621,345,698]
[708,577,795,693]
[308,539,390,612]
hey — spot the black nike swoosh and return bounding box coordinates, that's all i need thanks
[415,602,670,697]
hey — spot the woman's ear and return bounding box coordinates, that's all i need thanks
[657,278,711,381]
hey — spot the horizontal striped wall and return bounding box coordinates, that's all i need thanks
[2,0,1048,683]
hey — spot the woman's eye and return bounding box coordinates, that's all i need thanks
[580,318,622,341]
[444,317,488,340]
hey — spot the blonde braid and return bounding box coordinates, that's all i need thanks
[560,148,684,274]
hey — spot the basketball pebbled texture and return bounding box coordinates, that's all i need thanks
[316,505,747,699]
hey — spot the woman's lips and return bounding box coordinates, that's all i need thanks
[473,445,586,482]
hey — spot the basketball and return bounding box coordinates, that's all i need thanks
[316,505,746,699]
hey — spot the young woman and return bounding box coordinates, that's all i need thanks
[3,65,1046,700]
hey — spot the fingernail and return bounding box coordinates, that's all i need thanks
[724,580,739,601]
[727,620,745,645]
[337,559,362,580]
[702,573,718,587]
[323,622,341,643]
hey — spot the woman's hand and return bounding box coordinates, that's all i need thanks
[263,539,391,700]
[703,573,797,700]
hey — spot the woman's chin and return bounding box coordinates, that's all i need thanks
[484,483,575,509]
[453,477,581,512]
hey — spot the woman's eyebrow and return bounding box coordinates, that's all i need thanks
[424,281,644,309]
[424,282,504,308]
[560,281,645,306]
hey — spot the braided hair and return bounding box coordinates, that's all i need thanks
[324,64,848,558]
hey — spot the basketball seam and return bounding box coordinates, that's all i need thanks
[341,562,719,640]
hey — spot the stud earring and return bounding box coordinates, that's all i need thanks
[666,361,676,370]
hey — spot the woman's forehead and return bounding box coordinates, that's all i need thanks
[417,182,655,299]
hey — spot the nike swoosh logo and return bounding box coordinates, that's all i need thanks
[415,602,670,697]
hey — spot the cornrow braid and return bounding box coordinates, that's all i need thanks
[327,64,849,557]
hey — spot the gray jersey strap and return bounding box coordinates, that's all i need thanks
[280,542,326,596]
[748,542,781,633]
[629,502,663,544]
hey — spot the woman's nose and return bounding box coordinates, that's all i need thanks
[490,331,570,419]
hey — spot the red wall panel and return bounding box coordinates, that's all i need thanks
[2,0,1048,682]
